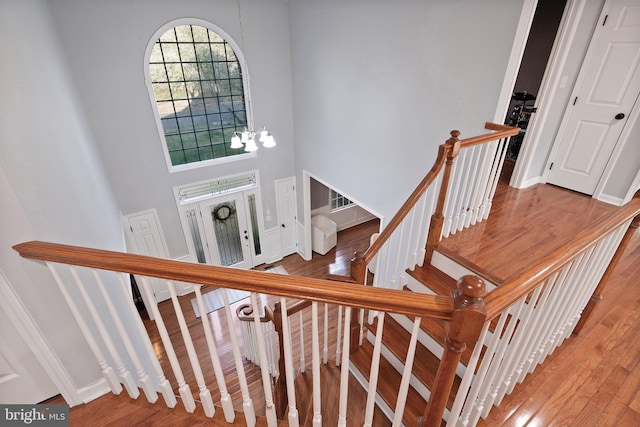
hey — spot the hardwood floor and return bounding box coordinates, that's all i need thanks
[45,186,640,426]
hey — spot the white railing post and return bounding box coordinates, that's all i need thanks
[193,286,235,422]
[279,298,299,427]
[364,313,385,427]
[337,306,351,427]
[92,270,157,403]
[249,293,277,426]
[46,263,122,396]
[221,288,256,426]
[68,266,139,399]
[138,277,196,413]
[311,302,322,427]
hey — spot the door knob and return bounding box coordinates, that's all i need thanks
[281,224,285,228]
[615,113,625,120]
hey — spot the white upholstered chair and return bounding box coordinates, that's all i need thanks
[311,215,337,255]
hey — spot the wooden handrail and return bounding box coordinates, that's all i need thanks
[483,195,640,320]
[12,240,454,320]
[361,123,519,267]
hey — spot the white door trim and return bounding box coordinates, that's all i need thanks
[0,269,81,405]
[491,0,540,125]
[510,0,589,188]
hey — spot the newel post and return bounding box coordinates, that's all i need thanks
[420,275,487,427]
[573,213,640,335]
[425,130,461,263]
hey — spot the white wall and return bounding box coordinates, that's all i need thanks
[0,0,127,395]
[289,0,525,222]
[47,0,296,260]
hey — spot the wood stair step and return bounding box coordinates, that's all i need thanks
[366,314,460,409]
[351,340,427,427]
[407,263,459,296]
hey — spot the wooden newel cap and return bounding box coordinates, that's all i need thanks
[447,130,461,143]
[457,275,487,299]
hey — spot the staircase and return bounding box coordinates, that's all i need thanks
[347,181,640,426]
[12,122,640,426]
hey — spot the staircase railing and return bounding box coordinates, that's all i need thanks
[13,240,487,426]
[344,123,520,291]
[447,206,640,426]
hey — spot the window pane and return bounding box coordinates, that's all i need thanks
[192,26,209,43]
[152,83,171,101]
[161,43,180,62]
[179,43,196,62]
[177,117,195,133]
[175,26,193,42]
[165,63,184,81]
[150,23,249,167]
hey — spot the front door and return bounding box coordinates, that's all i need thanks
[200,194,253,269]
[547,0,640,195]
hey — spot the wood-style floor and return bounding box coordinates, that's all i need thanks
[46,183,640,426]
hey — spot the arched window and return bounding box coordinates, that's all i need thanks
[145,20,251,170]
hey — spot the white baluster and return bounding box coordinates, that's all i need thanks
[392,317,421,426]
[299,311,306,373]
[193,286,234,421]
[364,312,385,427]
[46,263,122,395]
[337,306,351,427]
[138,277,195,413]
[323,303,329,364]
[280,298,299,427]
[311,302,322,427]
[249,293,277,426]
[117,274,176,408]
[221,288,255,426]
[166,281,214,417]
[335,305,343,366]
[93,271,157,403]
[449,322,490,427]
[68,266,139,399]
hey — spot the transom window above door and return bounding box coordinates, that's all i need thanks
[145,20,253,171]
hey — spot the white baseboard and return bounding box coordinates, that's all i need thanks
[77,378,111,405]
[595,193,624,206]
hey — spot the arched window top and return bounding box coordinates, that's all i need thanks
[144,19,253,171]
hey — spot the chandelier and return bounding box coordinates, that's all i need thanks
[230,128,276,152]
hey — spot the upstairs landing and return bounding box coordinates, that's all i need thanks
[431,183,640,287]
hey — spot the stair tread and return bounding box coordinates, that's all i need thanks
[351,341,427,427]
[368,315,461,408]
[407,263,459,295]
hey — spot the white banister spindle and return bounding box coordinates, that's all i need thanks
[221,288,256,426]
[323,303,329,364]
[280,298,299,427]
[167,281,214,418]
[68,266,139,399]
[337,306,351,427]
[193,286,235,422]
[483,137,509,220]
[392,317,421,426]
[391,222,405,289]
[336,305,343,366]
[138,277,195,413]
[311,302,322,427]
[448,322,490,426]
[364,312,385,427]
[299,311,306,373]
[117,274,176,408]
[92,270,157,403]
[249,293,277,426]
[46,263,122,395]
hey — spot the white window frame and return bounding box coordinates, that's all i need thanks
[143,18,256,173]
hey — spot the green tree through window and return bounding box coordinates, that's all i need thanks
[148,23,249,167]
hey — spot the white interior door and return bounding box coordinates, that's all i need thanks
[276,177,298,256]
[547,0,640,195]
[200,194,253,269]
